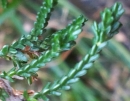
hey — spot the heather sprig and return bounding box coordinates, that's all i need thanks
[32,3,124,100]
[0,0,124,101]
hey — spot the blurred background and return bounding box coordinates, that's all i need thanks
[0,0,130,101]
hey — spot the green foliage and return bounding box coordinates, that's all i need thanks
[30,0,57,36]
[0,88,9,101]
[0,0,7,8]
[0,0,124,101]
[92,2,124,43]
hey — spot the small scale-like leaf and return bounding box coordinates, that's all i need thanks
[27,77,33,85]
[28,68,39,73]
[68,29,82,41]
[24,65,30,71]
[115,9,124,20]
[42,89,50,94]
[83,63,93,69]
[93,21,98,31]
[111,22,121,32]
[37,62,45,67]
[1,72,10,81]
[20,73,31,77]
[1,45,9,55]
[68,69,77,77]
[51,91,61,96]
[42,82,51,92]
[15,44,25,50]
[16,69,23,75]
[59,76,68,84]
[31,60,38,67]
[52,84,60,90]
[50,80,59,89]
[90,45,98,55]
[98,41,108,51]
[9,48,17,54]
[15,51,28,62]
[89,54,100,62]
[67,78,79,84]
[62,85,71,90]
[26,34,32,39]
[76,61,84,70]
[0,51,4,56]
[105,26,111,35]
[61,41,76,51]
[75,70,87,77]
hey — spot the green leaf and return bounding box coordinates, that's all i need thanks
[75,70,87,77]
[23,91,29,100]
[51,91,61,96]
[9,48,17,54]
[89,54,100,62]
[20,73,31,77]
[83,63,93,69]
[68,29,82,41]
[15,51,28,62]
[111,22,121,32]
[101,8,113,26]
[62,85,71,90]
[0,51,4,56]
[59,76,68,85]
[28,68,39,73]
[1,45,9,56]
[27,76,35,85]
[42,82,51,92]
[97,41,108,51]
[67,78,79,84]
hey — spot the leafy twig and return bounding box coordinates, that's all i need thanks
[0,1,124,101]
[32,2,124,101]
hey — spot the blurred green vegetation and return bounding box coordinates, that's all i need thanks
[0,0,130,101]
